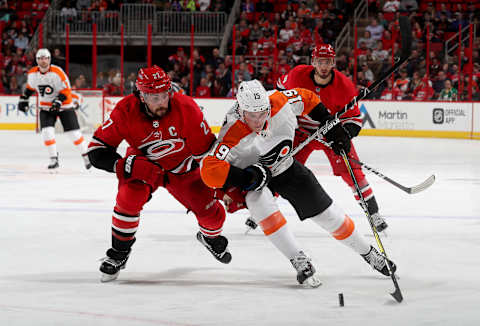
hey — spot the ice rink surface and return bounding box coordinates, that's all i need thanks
[1,130,479,326]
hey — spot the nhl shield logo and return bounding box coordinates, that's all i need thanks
[153,121,159,128]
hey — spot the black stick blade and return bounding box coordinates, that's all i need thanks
[398,16,412,60]
[390,287,404,303]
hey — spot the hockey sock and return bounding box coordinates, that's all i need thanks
[65,129,88,155]
[350,178,374,203]
[258,211,303,259]
[41,126,57,157]
[111,207,139,251]
[310,202,370,255]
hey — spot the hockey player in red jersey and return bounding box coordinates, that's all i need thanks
[87,65,231,282]
[276,44,388,232]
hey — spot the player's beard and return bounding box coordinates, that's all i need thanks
[150,105,169,118]
[38,62,50,73]
[315,66,331,80]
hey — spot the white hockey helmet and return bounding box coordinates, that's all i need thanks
[36,48,51,60]
[236,80,270,113]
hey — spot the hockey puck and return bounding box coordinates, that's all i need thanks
[338,293,344,307]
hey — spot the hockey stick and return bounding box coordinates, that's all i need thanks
[340,149,403,303]
[313,138,435,194]
[272,16,412,174]
[347,156,435,194]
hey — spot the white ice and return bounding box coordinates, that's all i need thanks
[0,130,479,326]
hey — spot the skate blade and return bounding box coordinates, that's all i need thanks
[101,272,119,282]
[303,275,322,288]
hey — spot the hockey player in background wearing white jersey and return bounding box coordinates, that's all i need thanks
[17,48,91,170]
[201,80,396,287]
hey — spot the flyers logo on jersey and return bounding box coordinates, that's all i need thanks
[259,139,292,167]
[139,139,185,160]
[38,85,55,97]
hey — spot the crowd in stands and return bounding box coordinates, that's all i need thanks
[1,0,479,101]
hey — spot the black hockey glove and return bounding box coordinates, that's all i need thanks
[244,163,272,191]
[49,99,62,112]
[343,123,361,139]
[322,118,351,155]
[18,95,29,113]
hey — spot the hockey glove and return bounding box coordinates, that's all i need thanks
[343,123,361,139]
[115,155,163,188]
[49,99,62,112]
[18,95,29,113]
[214,187,247,213]
[322,118,351,155]
[244,163,272,192]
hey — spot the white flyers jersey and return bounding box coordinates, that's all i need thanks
[201,88,322,189]
[26,64,73,109]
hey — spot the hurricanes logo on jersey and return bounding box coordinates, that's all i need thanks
[259,139,292,167]
[38,85,55,97]
[139,139,185,160]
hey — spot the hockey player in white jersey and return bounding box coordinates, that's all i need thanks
[201,80,396,287]
[17,48,91,170]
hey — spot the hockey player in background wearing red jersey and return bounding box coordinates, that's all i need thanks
[87,65,231,282]
[201,80,396,287]
[276,44,388,232]
[17,48,91,170]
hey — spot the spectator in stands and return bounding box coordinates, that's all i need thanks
[195,77,211,97]
[381,78,403,100]
[183,0,197,12]
[77,0,91,11]
[357,30,375,49]
[104,72,122,96]
[72,74,87,90]
[197,0,210,11]
[372,40,389,61]
[60,2,77,22]
[234,62,251,84]
[394,69,410,94]
[399,0,417,13]
[285,47,300,66]
[361,63,374,82]
[383,0,400,13]
[438,79,457,101]
[206,47,223,69]
[13,32,28,51]
[6,75,21,94]
[381,30,394,51]
[248,22,262,43]
[366,18,384,42]
[432,70,447,95]
[412,76,434,101]
[95,71,107,89]
[242,0,255,13]
[51,48,66,70]
[256,0,273,13]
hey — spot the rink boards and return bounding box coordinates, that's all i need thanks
[1,95,479,139]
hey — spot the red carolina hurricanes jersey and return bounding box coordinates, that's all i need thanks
[90,92,215,174]
[277,65,362,131]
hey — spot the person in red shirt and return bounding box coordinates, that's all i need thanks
[88,66,231,282]
[276,44,388,232]
[195,77,211,97]
[412,76,434,101]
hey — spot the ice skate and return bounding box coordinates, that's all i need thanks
[371,213,388,232]
[82,153,92,170]
[290,251,322,288]
[196,231,232,264]
[99,248,131,282]
[361,245,396,276]
[244,217,258,234]
[48,155,59,171]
